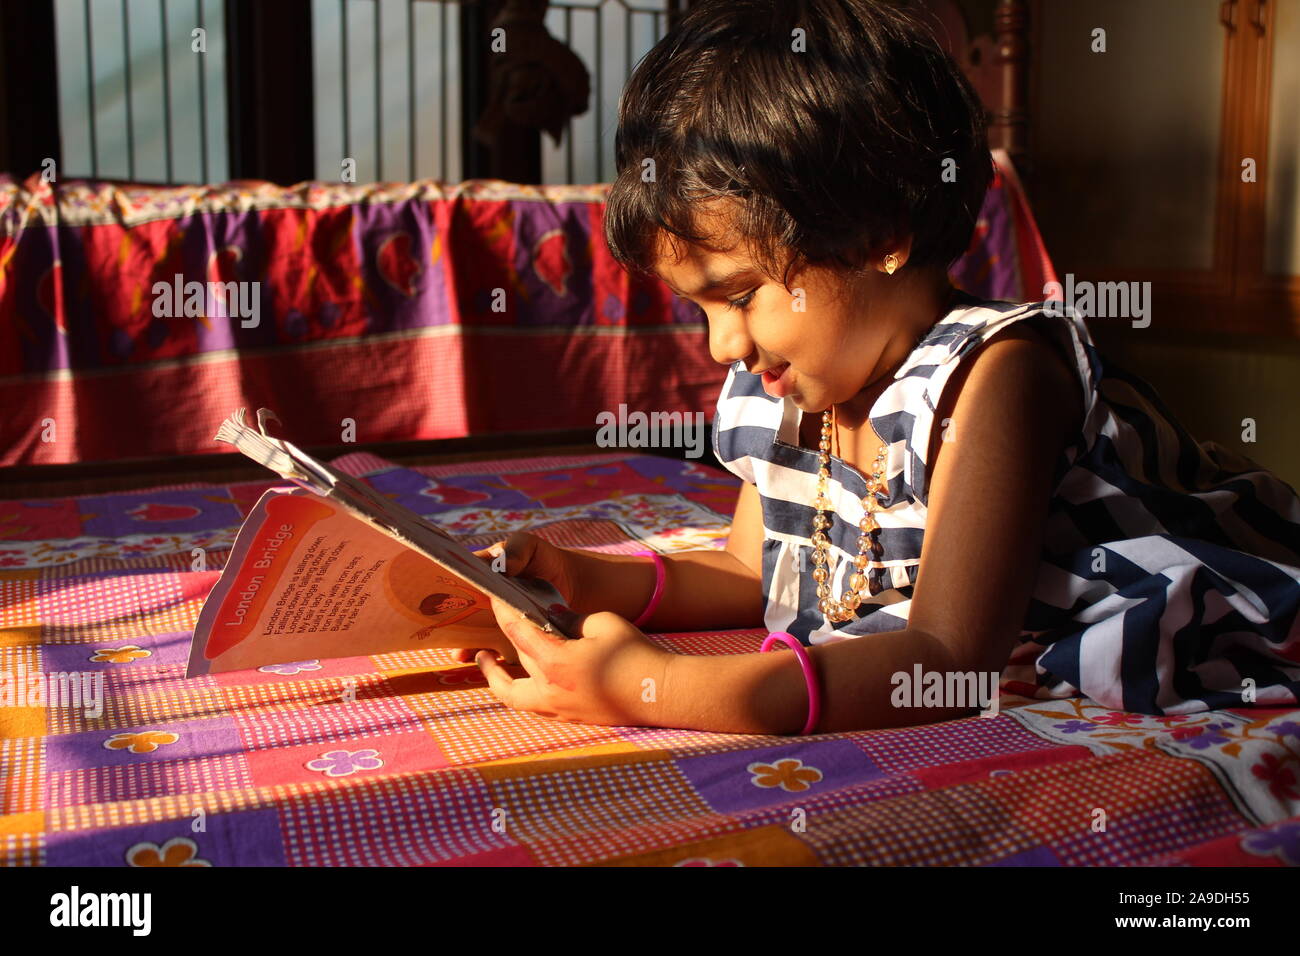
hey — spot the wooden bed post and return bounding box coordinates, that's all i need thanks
[913,0,1033,179]
[990,0,1031,176]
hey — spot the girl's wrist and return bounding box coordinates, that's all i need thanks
[629,550,665,626]
[569,549,662,621]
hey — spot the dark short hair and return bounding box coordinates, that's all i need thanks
[604,0,991,287]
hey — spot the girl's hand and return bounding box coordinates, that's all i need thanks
[475,593,672,727]
[445,531,588,665]
[475,530,584,605]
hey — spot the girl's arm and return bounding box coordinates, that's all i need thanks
[655,326,1085,733]
[459,485,764,666]
[564,480,767,631]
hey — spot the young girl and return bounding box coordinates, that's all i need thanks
[457,0,1300,734]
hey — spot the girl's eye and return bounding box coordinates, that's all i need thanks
[725,289,758,312]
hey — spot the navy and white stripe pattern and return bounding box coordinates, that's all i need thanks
[712,295,1300,713]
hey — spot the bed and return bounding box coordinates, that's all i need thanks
[4,0,1297,870]
[3,450,1298,866]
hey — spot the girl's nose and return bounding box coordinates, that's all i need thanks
[706,308,753,367]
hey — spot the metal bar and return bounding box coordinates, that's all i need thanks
[341,0,350,161]
[84,0,98,176]
[565,6,573,184]
[374,0,382,180]
[595,5,602,181]
[123,0,135,178]
[407,0,415,179]
[440,0,447,179]
[161,0,173,182]
[197,0,208,182]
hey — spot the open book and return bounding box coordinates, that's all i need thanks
[184,408,571,677]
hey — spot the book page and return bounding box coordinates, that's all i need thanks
[211,408,571,638]
[187,489,509,676]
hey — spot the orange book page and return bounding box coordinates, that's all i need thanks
[186,489,500,675]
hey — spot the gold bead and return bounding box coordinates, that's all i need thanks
[802,425,896,615]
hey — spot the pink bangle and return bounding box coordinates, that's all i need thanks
[761,632,822,735]
[630,549,665,627]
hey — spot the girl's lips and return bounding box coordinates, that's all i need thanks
[761,363,792,398]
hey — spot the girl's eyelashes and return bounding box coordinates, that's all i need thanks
[670,288,758,313]
[725,289,758,312]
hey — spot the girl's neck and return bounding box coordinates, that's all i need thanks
[834,271,957,432]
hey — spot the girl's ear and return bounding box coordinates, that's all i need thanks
[877,233,916,273]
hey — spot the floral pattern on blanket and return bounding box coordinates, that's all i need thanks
[4,451,1300,867]
[1005,698,1300,826]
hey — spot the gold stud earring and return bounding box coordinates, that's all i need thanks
[883,254,899,275]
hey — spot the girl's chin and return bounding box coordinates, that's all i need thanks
[793,393,836,416]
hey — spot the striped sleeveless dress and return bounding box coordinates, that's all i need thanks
[712,294,1300,714]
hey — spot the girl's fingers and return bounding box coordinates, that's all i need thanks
[480,531,551,580]
[473,533,576,608]
[472,540,507,563]
[473,531,531,577]
[484,593,565,664]
[473,535,526,568]
[476,650,514,702]
[476,652,559,719]
[450,644,518,665]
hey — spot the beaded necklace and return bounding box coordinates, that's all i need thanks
[810,288,957,623]
[811,408,888,622]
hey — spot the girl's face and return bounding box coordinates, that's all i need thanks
[651,209,939,416]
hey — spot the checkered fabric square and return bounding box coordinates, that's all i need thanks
[2,453,1297,866]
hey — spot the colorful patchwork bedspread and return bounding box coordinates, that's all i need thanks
[3,452,1298,867]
